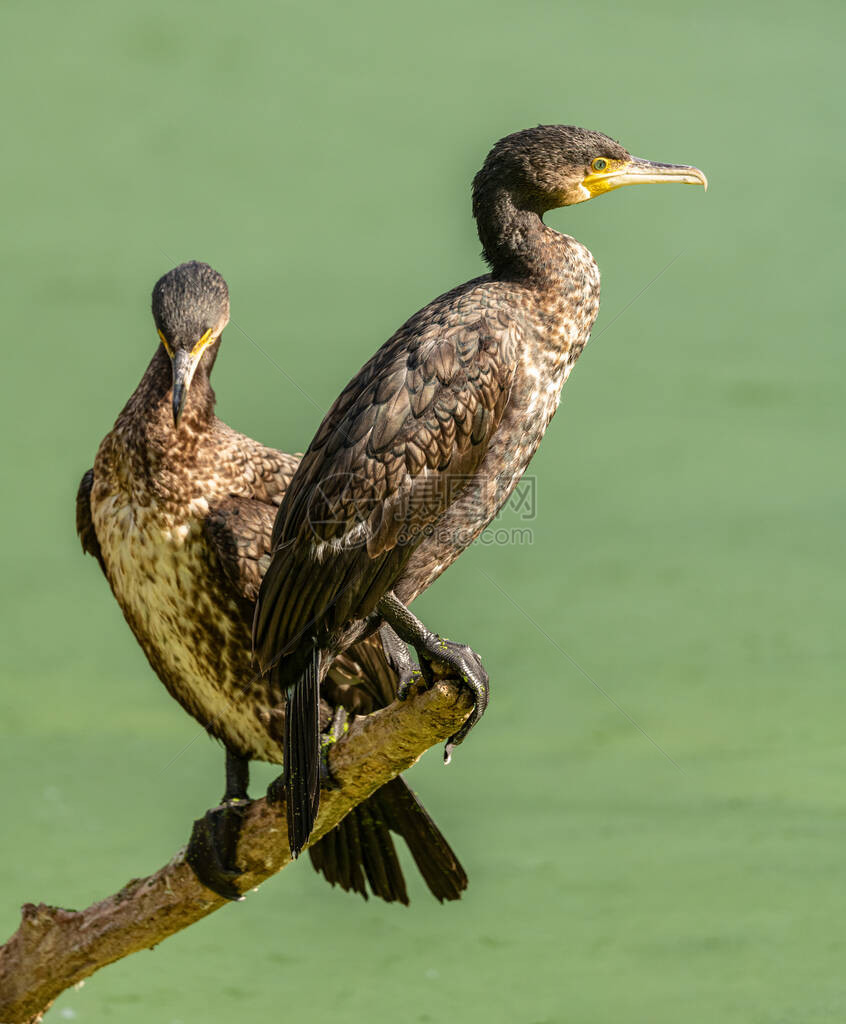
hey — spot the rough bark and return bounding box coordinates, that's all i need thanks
[0,680,472,1023]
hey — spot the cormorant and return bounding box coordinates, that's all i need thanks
[77,261,467,903]
[253,125,706,855]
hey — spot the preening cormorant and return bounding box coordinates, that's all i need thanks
[253,124,706,855]
[77,261,467,903]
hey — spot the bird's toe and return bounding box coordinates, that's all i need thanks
[396,664,426,701]
[185,799,252,901]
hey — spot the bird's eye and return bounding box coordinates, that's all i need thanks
[592,158,608,171]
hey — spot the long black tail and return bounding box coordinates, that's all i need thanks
[309,776,468,904]
[283,645,321,857]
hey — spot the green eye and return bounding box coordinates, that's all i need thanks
[592,158,608,171]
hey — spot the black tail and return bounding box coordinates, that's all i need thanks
[309,776,468,904]
[284,645,321,857]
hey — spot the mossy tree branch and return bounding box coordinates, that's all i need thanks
[0,680,472,1024]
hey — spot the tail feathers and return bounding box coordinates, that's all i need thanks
[284,645,321,857]
[309,797,409,904]
[308,816,367,898]
[308,776,467,904]
[355,799,409,903]
[376,777,468,902]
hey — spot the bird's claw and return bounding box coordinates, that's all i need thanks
[396,664,425,701]
[444,696,486,764]
[415,638,489,761]
[185,798,252,901]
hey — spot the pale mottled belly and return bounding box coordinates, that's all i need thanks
[92,491,285,763]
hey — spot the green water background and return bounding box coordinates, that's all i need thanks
[1,0,844,1020]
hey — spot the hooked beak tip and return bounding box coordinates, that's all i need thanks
[172,389,186,427]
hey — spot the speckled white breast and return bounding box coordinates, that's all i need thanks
[91,485,285,763]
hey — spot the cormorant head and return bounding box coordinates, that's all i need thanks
[473,124,706,215]
[151,261,230,427]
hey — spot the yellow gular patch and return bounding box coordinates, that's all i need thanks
[157,330,174,357]
[581,158,629,198]
[190,328,214,359]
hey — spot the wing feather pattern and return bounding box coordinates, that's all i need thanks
[76,469,107,575]
[203,496,276,606]
[255,288,520,678]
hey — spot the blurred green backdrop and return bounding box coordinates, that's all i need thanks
[1,0,844,1021]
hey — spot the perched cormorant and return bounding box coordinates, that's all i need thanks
[77,261,467,903]
[253,125,706,855]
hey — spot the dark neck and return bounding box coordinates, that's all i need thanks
[474,186,567,283]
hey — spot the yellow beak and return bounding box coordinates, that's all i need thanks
[168,328,215,427]
[582,157,708,199]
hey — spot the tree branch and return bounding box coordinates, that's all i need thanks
[0,680,472,1023]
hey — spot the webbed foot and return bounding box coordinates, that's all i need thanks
[414,637,489,763]
[185,749,251,900]
[376,591,490,765]
[396,665,426,702]
[185,797,251,901]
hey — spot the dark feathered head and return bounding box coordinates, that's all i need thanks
[473,124,706,217]
[151,262,230,426]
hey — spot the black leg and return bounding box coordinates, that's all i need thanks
[379,623,420,695]
[377,591,490,763]
[223,749,250,802]
[185,749,252,901]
